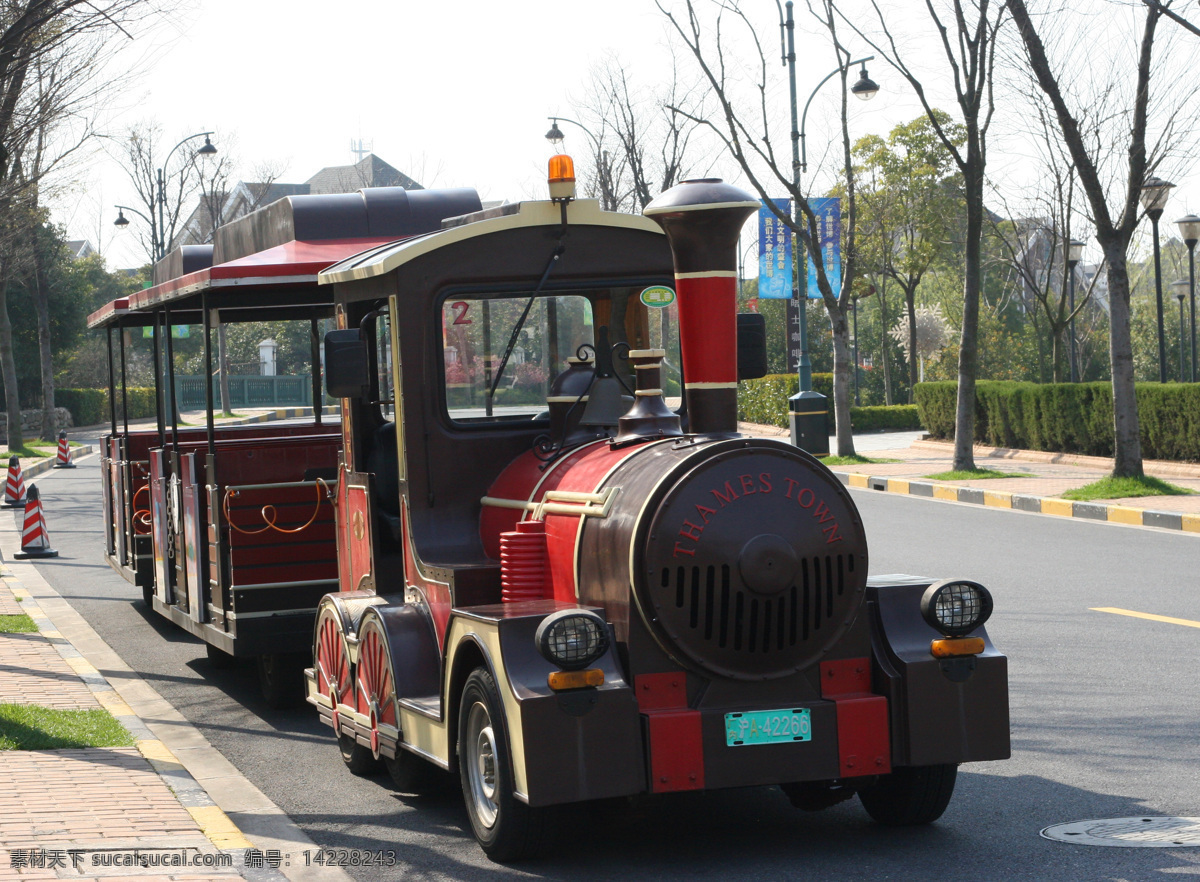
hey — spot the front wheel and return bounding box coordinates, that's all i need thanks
[858,763,958,826]
[458,668,548,862]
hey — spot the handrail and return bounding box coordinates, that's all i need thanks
[223,477,331,536]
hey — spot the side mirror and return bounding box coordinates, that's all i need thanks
[736,313,768,381]
[324,329,370,398]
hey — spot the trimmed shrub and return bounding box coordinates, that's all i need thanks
[55,387,157,428]
[850,405,922,432]
[739,374,920,432]
[916,380,1200,461]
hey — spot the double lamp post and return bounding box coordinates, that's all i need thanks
[114,131,218,262]
[1140,177,1200,383]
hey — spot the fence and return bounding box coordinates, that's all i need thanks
[174,375,313,411]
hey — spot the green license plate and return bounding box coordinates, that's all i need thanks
[725,708,812,747]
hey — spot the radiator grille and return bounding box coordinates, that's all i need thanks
[662,555,854,654]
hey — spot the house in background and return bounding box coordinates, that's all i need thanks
[173,153,423,249]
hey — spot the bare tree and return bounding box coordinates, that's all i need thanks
[841,0,1004,470]
[1007,0,1199,477]
[657,0,870,455]
[1,0,163,448]
[574,48,708,212]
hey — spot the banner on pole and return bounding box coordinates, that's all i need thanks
[786,298,803,373]
[806,197,841,300]
[758,199,793,299]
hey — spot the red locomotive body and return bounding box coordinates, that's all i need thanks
[306,171,1010,861]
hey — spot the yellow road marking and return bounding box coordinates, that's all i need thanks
[1090,607,1200,630]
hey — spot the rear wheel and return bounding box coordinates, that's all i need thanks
[858,764,958,826]
[459,667,548,862]
[205,643,236,670]
[256,652,307,709]
[385,749,446,793]
[339,733,383,775]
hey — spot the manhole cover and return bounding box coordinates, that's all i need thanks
[1041,817,1200,847]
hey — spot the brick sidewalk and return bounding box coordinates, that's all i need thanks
[0,579,248,882]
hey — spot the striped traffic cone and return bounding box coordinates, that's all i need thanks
[14,485,57,560]
[53,431,75,469]
[3,456,25,507]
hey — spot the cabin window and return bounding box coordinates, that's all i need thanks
[374,307,395,420]
[440,287,680,425]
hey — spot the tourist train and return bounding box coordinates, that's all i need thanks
[93,157,1009,861]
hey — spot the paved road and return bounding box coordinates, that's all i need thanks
[14,452,1200,880]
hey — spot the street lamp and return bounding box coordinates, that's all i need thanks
[1140,176,1174,382]
[114,131,217,261]
[1176,213,1200,382]
[1173,279,1189,381]
[775,0,879,452]
[1066,238,1085,382]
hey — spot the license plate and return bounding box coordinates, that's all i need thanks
[725,708,812,746]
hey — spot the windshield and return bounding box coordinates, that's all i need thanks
[441,287,680,425]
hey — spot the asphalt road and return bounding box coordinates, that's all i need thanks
[12,451,1200,881]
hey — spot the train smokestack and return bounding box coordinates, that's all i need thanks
[643,179,758,435]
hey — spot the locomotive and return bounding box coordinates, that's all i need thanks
[306,164,1010,861]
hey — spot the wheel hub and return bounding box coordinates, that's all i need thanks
[466,702,499,829]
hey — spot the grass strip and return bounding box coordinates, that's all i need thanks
[1061,476,1196,501]
[0,613,37,633]
[0,704,134,750]
[820,455,901,466]
[3,445,51,459]
[926,468,1028,481]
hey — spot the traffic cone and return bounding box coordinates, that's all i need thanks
[14,485,57,559]
[53,431,75,469]
[3,456,25,507]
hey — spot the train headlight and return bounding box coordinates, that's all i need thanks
[920,579,993,637]
[535,610,609,671]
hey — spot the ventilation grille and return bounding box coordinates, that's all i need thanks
[661,555,854,654]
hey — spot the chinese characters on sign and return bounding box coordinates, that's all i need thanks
[786,299,803,373]
[806,197,841,300]
[757,199,793,300]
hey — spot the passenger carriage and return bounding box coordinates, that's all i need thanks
[92,186,481,703]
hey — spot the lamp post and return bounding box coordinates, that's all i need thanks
[1140,176,1174,383]
[114,131,217,261]
[545,117,617,211]
[1176,214,1200,382]
[1066,238,1084,382]
[1173,279,1189,381]
[775,0,878,451]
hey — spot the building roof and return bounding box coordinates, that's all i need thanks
[305,154,422,195]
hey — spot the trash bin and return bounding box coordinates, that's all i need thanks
[789,390,829,456]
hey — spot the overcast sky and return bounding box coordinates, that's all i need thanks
[50,0,1200,272]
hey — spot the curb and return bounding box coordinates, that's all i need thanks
[221,406,339,427]
[835,471,1200,533]
[9,444,95,482]
[0,483,353,882]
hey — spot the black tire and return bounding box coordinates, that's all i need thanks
[205,643,236,670]
[338,733,384,776]
[385,748,447,793]
[256,652,307,709]
[858,763,958,826]
[458,667,549,862]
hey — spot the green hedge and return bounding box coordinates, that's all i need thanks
[738,373,922,433]
[56,387,157,428]
[914,380,1200,461]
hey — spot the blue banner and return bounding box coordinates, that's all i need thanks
[806,197,841,300]
[758,199,793,299]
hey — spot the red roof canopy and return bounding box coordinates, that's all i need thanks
[129,237,397,312]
